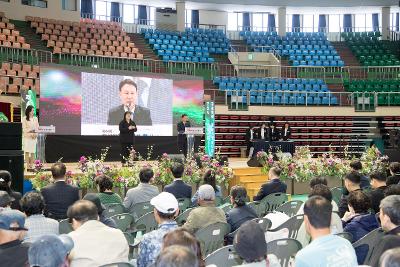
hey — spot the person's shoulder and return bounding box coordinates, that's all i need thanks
[137,105,150,112]
[109,105,123,113]
[11,190,22,199]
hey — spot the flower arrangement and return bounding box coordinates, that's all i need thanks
[153,153,175,186]
[31,160,52,190]
[256,150,275,174]
[360,146,389,175]
[197,151,234,187]
[182,158,201,185]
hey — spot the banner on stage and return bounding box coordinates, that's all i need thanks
[205,101,215,157]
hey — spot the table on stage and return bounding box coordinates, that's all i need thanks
[252,140,295,155]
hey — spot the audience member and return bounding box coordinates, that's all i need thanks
[138,192,179,267]
[155,245,198,267]
[191,169,222,206]
[162,228,205,267]
[82,193,117,228]
[28,234,74,267]
[0,170,22,210]
[387,162,400,186]
[369,171,388,213]
[164,162,192,199]
[233,220,281,267]
[338,172,362,217]
[379,247,400,267]
[21,192,59,242]
[0,210,29,267]
[295,196,358,267]
[226,186,258,239]
[370,195,400,267]
[309,177,328,188]
[385,184,400,197]
[183,184,227,233]
[0,191,13,211]
[95,175,122,204]
[123,168,159,215]
[41,163,80,219]
[67,200,129,267]
[253,167,287,201]
[342,190,379,264]
[349,160,370,189]
[298,184,338,214]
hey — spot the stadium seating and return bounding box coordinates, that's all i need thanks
[213,76,337,105]
[142,28,230,63]
[0,12,31,49]
[344,79,400,105]
[240,31,344,67]
[0,62,39,94]
[25,16,143,59]
[342,32,400,66]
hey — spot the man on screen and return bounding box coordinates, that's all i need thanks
[107,79,152,126]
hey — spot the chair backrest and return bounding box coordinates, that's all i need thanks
[130,201,152,221]
[204,245,243,267]
[218,203,232,213]
[261,193,288,215]
[275,200,304,217]
[253,217,272,232]
[103,203,126,218]
[267,238,302,267]
[247,201,266,218]
[135,211,158,234]
[270,214,304,239]
[175,208,193,226]
[59,219,73,234]
[335,232,353,243]
[353,228,385,265]
[215,196,224,206]
[330,187,343,206]
[110,213,134,232]
[195,222,231,257]
[98,262,133,267]
[177,198,191,213]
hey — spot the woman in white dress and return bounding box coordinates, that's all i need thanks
[22,105,39,169]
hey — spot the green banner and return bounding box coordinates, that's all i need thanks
[204,101,215,157]
[21,88,37,116]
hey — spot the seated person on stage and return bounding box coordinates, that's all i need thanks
[123,168,159,215]
[253,167,287,201]
[338,172,362,218]
[245,125,259,158]
[183,184,227,234]
[295,196,358,267]
[281,121,292,141]
[368,171,388,214]
[342,190,379,264]
[370,195,400,267]
[163,162,192,199]
[268,123,280,141]
[41,163,80,220]
[257,123,269,141]
[387,162,400,186]
[191,170,222,206]
[95,175,123,205]
[107,79,152,126]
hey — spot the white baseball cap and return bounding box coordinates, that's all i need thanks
[150,192,179,214]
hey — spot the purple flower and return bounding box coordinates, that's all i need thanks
[79,156,87,162]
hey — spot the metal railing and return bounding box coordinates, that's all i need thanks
[389,27,400,41]
[80,13,122,23]
[344,66,400,81]
[0,46,53,65]
[184,23,226,33]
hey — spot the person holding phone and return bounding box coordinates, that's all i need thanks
[119,111,137,164]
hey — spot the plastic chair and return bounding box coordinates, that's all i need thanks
[253,217,272,232]
[204,245,243,267]
[134,211,158,234]
[175,208,193,226]
[330,187,343,206]
[59,219,73,234]
[103,203,126,218]
[275,200,304,217]
[353,228,385,265]
[267,238,302,267]
[195,222,231,257]
[261,192,289,215]
[335,232,353,243]
[110,213,134,232]
[177,198,191,213]
[269,214,304,240]
[247,201,266,218]
[98,262,134,267]
[130,201,152,221]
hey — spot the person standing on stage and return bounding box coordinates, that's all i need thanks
[268,123,280,141]
[245,125,258,158]
[177,114,191,157]
[119,111,137,164]
[281,121,292,141]
[258,122,269,141]
[22,105,39,170]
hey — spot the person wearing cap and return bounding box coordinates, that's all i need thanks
[0,190,14,211]
[21,191,59,243]
[28,234,74,267]
[83,193,117,228]
[295,196,358,267]
[67,200,129,267]
[137,192,179,267]
[183,184,227,234]
[163,162,192,199]
[0,210,29,267]
[233,220,281,267]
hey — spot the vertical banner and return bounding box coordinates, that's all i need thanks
[204,101,215,157]
[21,88,37,117]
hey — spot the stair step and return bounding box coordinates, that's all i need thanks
[234,175,267,183]
[11,20,52,52]
[232,167,263,175]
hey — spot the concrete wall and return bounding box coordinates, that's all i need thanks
[0,0,80,21]
[199,10,228,27]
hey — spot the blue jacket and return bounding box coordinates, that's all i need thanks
[343,213,379,264]
[253,178,287,201]
[164,180,192,199]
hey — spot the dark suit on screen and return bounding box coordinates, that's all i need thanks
[41,181,80,220]
[119,119,137,163]
[253,178,287,201]
[164,180,192,199]
[177,121,191,156]
[281,127,292,141]
[107,105,152,126]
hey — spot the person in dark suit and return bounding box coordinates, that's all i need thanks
[281,121,292,141]
[387,162,400,186]
[268,123,280,141]
[119,111,137,164]
[245,126,258,157]
[253,167,287,201]
[257,123,269,141]
[107,79,152,126]
[163,162,192,199]
[338,172,362,218]
[368,171,388,214]
[41,163,80,220]
[177,114,191,157]
[0,170,22,210]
